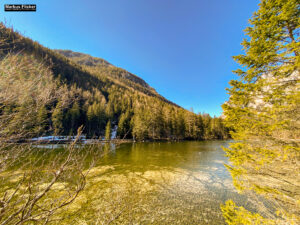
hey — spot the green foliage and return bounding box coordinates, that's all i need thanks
[52,102,64,135]
[69,101,80,133]
[222,0,300,223]
[221,200,275,225]
[86,102,106,137]
[117,110,132,139]
[105,120,111,141]
[36,106,48,134]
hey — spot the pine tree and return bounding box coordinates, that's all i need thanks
[86,104,95,136]
[117,110,131,138]
[68,101,80,134]
[131,106,149,141]
[222,0,299,223]
[196,114,204,139]
[202,113,212,139]
[105,120,111,141]
[36,106,48,134]
[176,110,186,139]
[52,102,64,135]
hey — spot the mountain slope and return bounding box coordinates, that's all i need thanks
[54,49,179,107]
[56,49,149,88]
[0,23,229,140]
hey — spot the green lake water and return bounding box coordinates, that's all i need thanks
[16,141,255,224]
[64,140,253,224]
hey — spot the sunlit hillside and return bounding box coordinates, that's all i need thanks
[0,23,229,141]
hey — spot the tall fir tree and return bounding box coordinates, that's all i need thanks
[68,101,80,135]
[52,102,64,135]
[105,120,111,141]
[221,0,299,224]
[36,106,48,135]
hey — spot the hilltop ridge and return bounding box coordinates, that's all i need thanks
[55,49,150,89]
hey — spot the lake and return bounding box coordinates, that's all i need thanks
[58,140,254,224]
[3,140,256,224]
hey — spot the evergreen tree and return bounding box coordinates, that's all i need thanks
[36,106,48,134]
[196,114,204,139]
[86,104,94,136]
[68,101,80,134]
[117,110,131,139]
[105,120,111,141]
[175,110,186,139]
[202,114,212,139]
[52,102,64,135]
[131,106,149,141]
[148,101,164,139]
[222,0,299,223]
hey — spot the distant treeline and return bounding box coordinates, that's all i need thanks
[0,23,230,141]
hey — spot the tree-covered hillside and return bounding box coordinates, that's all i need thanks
[0,23,230,141]
[55,49,152,90]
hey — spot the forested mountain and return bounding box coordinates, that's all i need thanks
[0,23,230,141]
[56,50,151,89]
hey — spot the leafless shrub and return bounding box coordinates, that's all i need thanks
[0,52,72,141]
[0,39,105,223]
[0,127,102,224]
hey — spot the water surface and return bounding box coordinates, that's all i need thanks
[64,140,253,224]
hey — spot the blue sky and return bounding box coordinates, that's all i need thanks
[0,0,259,116]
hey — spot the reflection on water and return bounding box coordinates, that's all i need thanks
[32,142,117,150]
[37,141,253,224]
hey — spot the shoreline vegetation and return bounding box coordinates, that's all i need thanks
[21,138,232,144]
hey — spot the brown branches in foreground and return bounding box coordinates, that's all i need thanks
[0,127,100,224]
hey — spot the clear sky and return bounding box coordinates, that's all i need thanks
[0,0,259,116]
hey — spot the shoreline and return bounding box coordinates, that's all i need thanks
[11,138,231,145]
